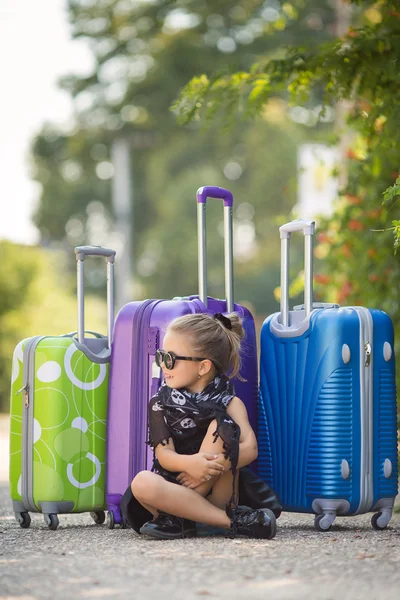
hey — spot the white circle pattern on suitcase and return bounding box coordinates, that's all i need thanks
[36,361,62,383]
[64,343,107,390]
[66,452,101,489]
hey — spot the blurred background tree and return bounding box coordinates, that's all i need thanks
[174,0,400,397]
[0,242,107,411]
[30,0,337,306]
[4,0,374,411]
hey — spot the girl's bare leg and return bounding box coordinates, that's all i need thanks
[138,500,158,518]
[191,420,239,510]
[131,419,236,526]
[131,471,231,528]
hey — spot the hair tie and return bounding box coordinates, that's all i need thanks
[213,313,232,330]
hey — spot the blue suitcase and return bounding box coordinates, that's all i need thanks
[258,219,398,531]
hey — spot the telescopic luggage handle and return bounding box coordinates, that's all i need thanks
[74,246,116,346]
[196,186,234,313]
[75,246,116,260]
[279,219,315,327]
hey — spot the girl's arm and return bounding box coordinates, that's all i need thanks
[155,438,188,472]
[148,396,223,480]
[149,394,224,481]
[179,396,257,487]
[155,438,224,481]
[177,397,257,489]
[219,396,258,469]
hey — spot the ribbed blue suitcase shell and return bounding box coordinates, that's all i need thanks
[258,307,398,516]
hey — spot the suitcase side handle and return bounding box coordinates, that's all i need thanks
[279,219,315,327]
[74,246,116,346]
[196,186,234,312]
[61,330,106,339]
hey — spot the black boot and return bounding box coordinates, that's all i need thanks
[139,511,197,540]
[229,505,277,539]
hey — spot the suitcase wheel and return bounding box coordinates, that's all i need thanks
[90,511,106,525]
[314,514,334,532]
[371,511,390,531]
[44,513,59,530]
[107,511,115,529]
[16,512,31,529]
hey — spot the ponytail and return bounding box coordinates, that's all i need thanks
[167,312,245,380]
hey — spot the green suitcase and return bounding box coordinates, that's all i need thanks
[9,246,115,530]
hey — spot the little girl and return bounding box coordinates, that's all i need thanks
[127,312,278,539]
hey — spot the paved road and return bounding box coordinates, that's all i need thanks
[1,415,399,600]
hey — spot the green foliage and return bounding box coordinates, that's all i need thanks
[393,220,400,254]
[0,242,107,412]
[175,2,400,235]
[178,21,398,125]
[175,0,400,399]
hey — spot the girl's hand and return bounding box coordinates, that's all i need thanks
[185,452,225,482]
[176,472,203,489]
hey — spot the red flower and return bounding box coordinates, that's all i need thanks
[345,194,362,205]
[346,149,357,159]
[348,219,365,231]
[317,232,332,243]
[340,242,352,258]
[358,101,372,112]
[314,274,331,285]
[338,281,352,304]
[366,209,381,219]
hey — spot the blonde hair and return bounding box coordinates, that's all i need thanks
[167,312,245,379]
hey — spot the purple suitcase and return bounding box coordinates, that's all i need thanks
[106,186,258,528]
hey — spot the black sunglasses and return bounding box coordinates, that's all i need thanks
[155,349,207,371]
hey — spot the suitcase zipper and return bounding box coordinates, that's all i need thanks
[354,308,374,514]
[364,342,371,367]
[19,336,46,512]
[16,384,29,407]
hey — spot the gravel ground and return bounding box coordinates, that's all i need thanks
[1,483,399,600]
[1,416,399,599]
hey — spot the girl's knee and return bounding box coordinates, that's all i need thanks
[131,471,160,503]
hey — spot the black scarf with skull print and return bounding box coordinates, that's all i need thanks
[147,375,241,486]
